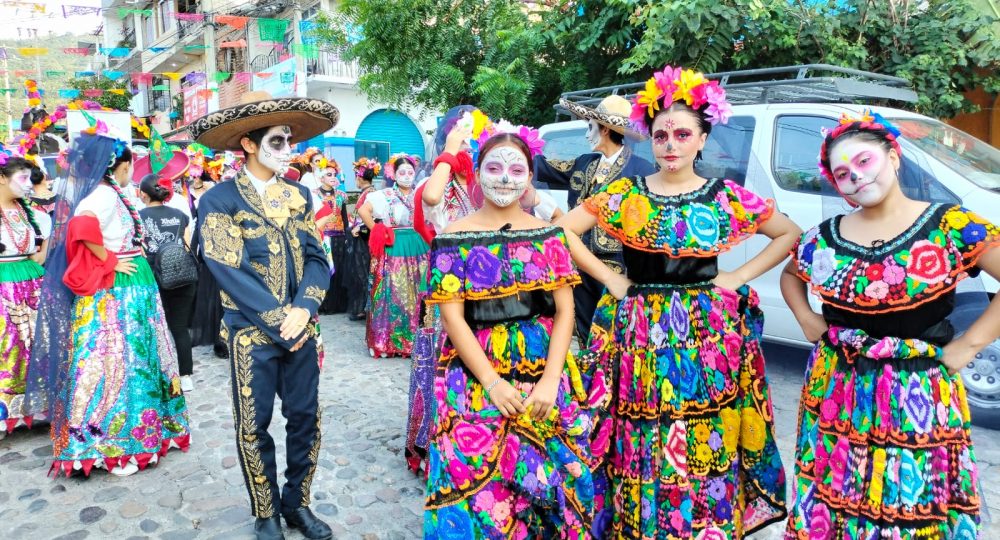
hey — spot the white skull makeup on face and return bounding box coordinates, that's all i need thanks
[256,125,294,174]
[7,169,32,198]
[479,145,530,208]
[394,162,415,188]
[585,119,602,151]
[828,138,899,208]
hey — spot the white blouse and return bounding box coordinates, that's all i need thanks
[367,188,414,228]
[0,205,50,257]
[75,183,138,253]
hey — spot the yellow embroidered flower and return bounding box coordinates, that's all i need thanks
[692,423,711,443]
[441,274,461,293]
[636,77,665,117]
[673,69,707,105]
[660,377,674,402]
[651,300,662,323]
[868,448,887,506]
[619,193,653,238]
[729,200,747,223]
[606,178,632,195]
[944,210,970,231]
[939,378,951,406]
[695,443,712,463]
[720,407,739,453]
[741,407,766,452]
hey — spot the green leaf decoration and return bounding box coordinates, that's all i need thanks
[107,412,127,437]
[97,444,126,458]
[162,419,185,434]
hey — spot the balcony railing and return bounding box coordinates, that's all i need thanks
[307,50,359,81]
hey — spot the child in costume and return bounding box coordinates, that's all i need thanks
[0,153,49,436]
[782,111,999,539]
[314,159,350,314]
[423,128,601,539]
[558,65,797,538]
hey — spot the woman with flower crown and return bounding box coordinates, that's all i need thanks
[26,130,190,477]
[557,65,796,538]
[0,152,50,438]
[423,127,602,539]
[344,157,379,321]
[356,153,429,358]
[315,158,350,314]
[782,111,999,539]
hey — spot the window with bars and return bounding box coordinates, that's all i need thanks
[147,76,172,113]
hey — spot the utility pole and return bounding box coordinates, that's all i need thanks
[291,0,305,98]
[2,48,12,139]
[203,0,219,113]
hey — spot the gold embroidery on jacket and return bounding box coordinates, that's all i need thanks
[259,306,286,327]
[303,286,326,305]
[202,213,243,268]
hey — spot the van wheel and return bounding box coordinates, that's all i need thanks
[950,294,1000,429]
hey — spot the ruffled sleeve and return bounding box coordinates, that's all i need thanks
[715,180,775,240]
[791,226,822,284]
[939,206,1000,272]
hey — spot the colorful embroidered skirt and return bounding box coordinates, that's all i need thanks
[589,284,787,539]
[50,257,191,475]
[366,228,429,357]
[405,302,439,474]
[424,316,604,539]
[785,326,980,539]
[0,259,45,433]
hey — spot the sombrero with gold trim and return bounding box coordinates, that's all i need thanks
[189,91,340,151]
[558,95,646,140]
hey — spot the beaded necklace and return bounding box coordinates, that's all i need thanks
[1,205,30,253]
[105,178,144,249]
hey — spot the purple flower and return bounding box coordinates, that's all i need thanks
[523,263,543,281]
[708,431,722,451]
[435,253,454,272]
[674,219,687,241]
[608,194,622,212]
[466,246,502,288]
[669,291,689,339]
[706,477,726,500]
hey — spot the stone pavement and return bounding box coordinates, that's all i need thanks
[0,313,996,539]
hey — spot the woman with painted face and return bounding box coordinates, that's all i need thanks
[781,111,1000,539]
[0,153,50,437]
[27,131,190,477]
[344,157,379,321]
[423,130,602,539]
[557,65,797,538]
[356,154,429,358]
[315,161,350,314]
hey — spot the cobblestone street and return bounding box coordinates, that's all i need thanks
[1,313,998,539]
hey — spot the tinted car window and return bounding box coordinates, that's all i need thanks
[694,116,756,186]
[541,130,593,162]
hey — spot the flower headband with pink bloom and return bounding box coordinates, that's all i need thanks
[630,65,733,132]
[473,115,546,158]
[384,153,418,181]
[353,157,381,178]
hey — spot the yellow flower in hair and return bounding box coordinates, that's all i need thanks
[471,109,492,138]
[673,69,707,106]
[636,77,664,117]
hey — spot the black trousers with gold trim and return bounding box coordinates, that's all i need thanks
[227,325,322,518]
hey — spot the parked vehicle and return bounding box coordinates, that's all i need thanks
[541,65,1000,425]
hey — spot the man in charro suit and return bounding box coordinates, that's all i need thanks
[534,95,657,340]
[189,92,336,540]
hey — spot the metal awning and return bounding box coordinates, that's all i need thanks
[556,64,919,115]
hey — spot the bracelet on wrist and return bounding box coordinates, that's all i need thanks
[485,378,501,395]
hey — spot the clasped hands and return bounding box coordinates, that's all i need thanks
[486,376,559,421]
[279,306,312,351]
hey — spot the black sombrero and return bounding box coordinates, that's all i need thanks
[189,91,340,151]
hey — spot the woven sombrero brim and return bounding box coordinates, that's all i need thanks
[189,98,340,151]
[559,98,646,141]
[132,150,190,183]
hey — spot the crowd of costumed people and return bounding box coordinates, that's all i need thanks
[0,64,996,540]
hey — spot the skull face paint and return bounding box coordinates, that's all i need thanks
[320,167,339,188]
[6,169,32,198]
[393,163,416,188]
[585,119,602,151]
[256,125,294,174]
[828,138,898,207]
[478,145,530,208]
[650,109,706,173]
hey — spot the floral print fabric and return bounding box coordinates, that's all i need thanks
[583,177,774,255]
[366,229,429,357]
[785,206,998,539]
[423,227,604,539]
[793,205,999,314]
[0,260,44,432]
[50,259,190,475]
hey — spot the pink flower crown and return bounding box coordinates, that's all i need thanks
[352,157,381,177]
[384,153,417,180]
[474,117,545,159]
[629,65,733,132]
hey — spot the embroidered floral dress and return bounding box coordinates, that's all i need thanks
[423,227,605,539]
[786,204,997,539]
[0,203,49,433]
[583,176,787,539]
[365,187,429,358]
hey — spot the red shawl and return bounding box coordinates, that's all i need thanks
[63,215,118,296]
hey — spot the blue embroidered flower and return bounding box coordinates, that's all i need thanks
[801,242,816,265]
[431,506,474,539]
[0,401,7,420]
[686,203,720,247]
[962,223,987,246]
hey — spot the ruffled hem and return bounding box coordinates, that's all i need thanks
[49,433,191,477]
[2,413,44,433]
[0,258,45,283]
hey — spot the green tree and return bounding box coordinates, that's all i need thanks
[66,76,132,111]
[317,0,563,124]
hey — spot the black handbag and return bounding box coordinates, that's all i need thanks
[152,240,200,289]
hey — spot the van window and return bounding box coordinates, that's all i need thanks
[541,130,593,162]
[774,115,959,204]
[773,115,837,194]
[694,116,756,186]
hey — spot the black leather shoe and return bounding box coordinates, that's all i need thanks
[348,313,366,321]
[282,507,332,540]
[254,516,284,540]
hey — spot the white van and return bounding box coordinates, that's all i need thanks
[540,66,1000,423]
